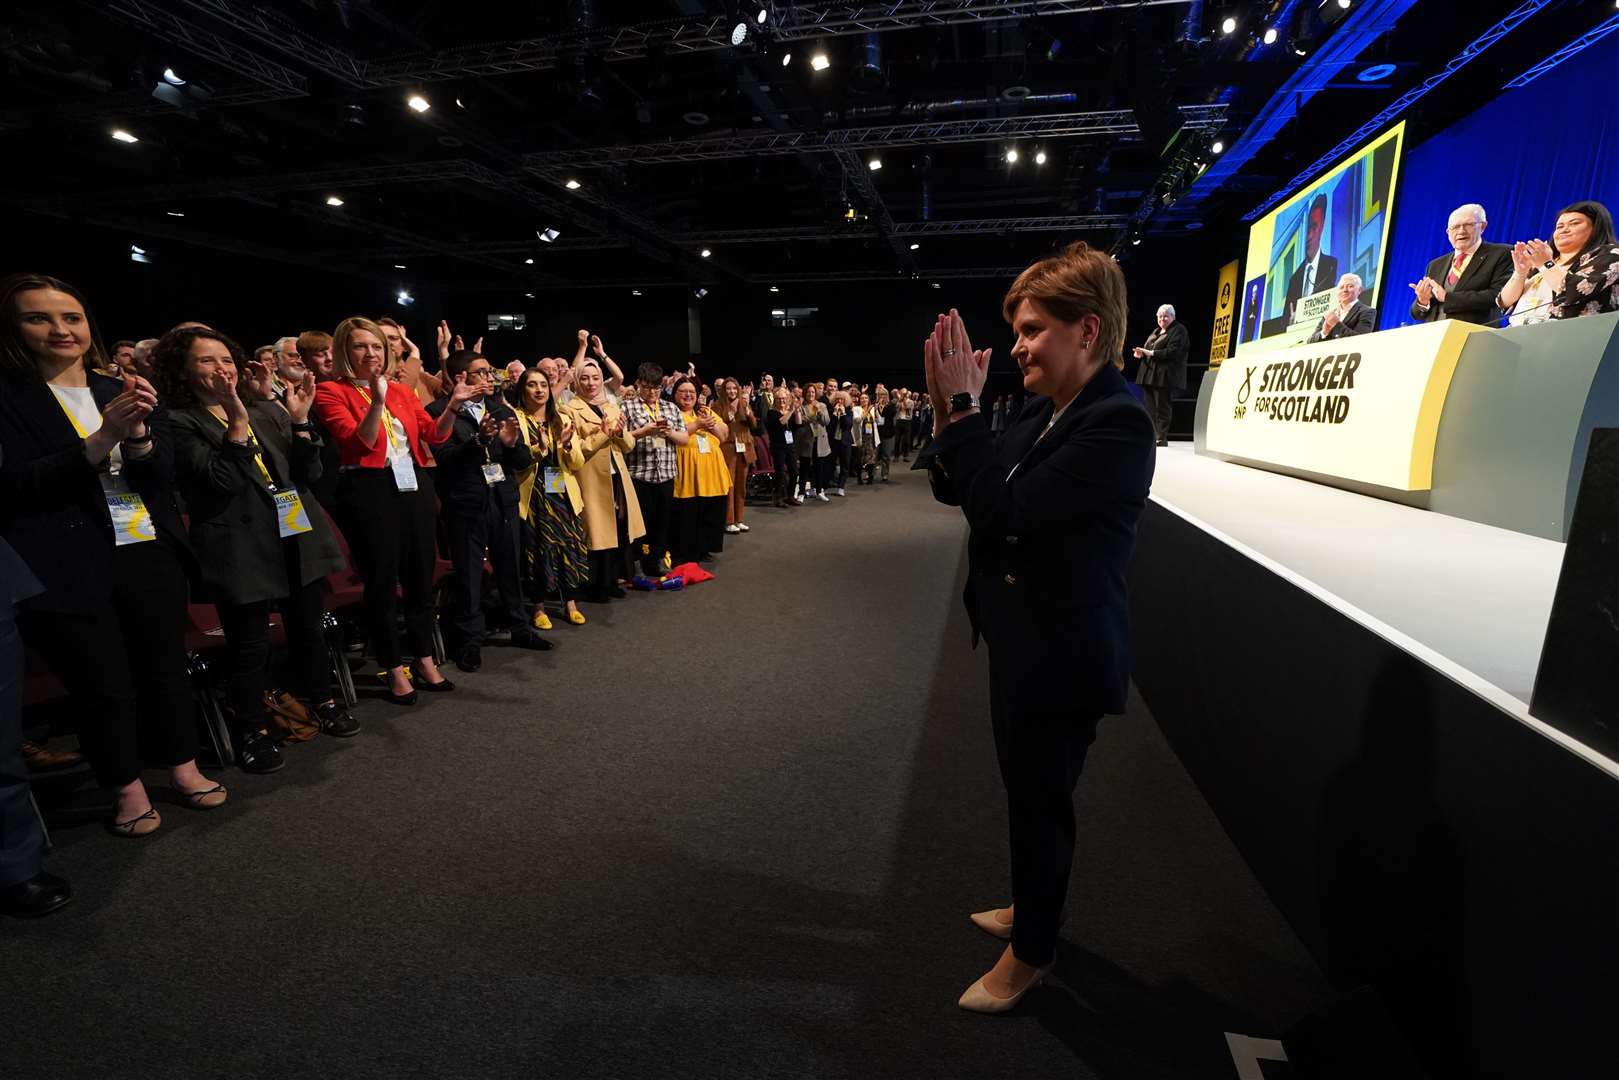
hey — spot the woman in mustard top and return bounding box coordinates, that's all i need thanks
[511,368,590,628]
[669,375,731,564]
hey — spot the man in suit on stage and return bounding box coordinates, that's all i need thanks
[1409,203,1513,325]
[1285,194,1338,323]
[1307,274,1377,342]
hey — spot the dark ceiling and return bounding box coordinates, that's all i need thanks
[3,0,1611,295]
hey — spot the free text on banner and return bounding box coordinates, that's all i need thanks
[1209,259,1241,367]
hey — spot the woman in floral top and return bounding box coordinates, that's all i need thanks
[1502,201,1619,322]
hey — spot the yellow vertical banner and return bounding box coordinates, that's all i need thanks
[1209,259,1241,367]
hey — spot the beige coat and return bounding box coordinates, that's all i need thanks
[563,397,646,550]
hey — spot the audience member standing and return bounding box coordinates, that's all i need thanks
[620,363,686,577]
[766,388,801,506]
[714,377,754,533]
[1132,303,1189,447]
[669,377,731,563]
[511,368,590,627]
[1409,203,1513,325]
[563,359,645,603]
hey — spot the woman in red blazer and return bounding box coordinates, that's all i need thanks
[313,316,474,705]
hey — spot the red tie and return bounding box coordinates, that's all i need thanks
[1446,252,1465,288]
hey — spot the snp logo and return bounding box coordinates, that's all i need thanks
[1232,366,1255,419]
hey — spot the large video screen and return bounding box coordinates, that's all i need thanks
[1236,122,1406,355]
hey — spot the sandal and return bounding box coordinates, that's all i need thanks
[107,806,161,838]
[176,783,228,810]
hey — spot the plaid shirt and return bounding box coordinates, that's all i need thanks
[620,395,684,483]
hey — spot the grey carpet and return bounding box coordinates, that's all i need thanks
[4,473,1331,1080]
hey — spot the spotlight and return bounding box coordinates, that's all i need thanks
[1034,150,1047,165]
[166,210,185,217]
[771,308,787,316]
[397,291,414,305]
[130,244,151,264]
[931,282,941,289]
[770,285,780,292]
[525,292,535,298]
[730,22,748,46]
[1338,0,1351,8]
[868,157,882,171]
[1263,28,1279,45]
[1222,17,1236,34]
[564,179,582,190]
[455,97,465,109]
[161,67,186,86]
[1294,46,1309,56]
[1358,63,1396,82]
[407,94,431,113]
[757,7,769,24]
[538,227,561,243]
[1131,237,1142,246]
[782,52,792,67]
[633,289,644,296]
[1211,140,1224,154]
[695,287,709,298]
[524,257,534,265]
[110,129,139,144]
[1005,148,1019,163]
[811,53,830,71]
[325,195,345,206]
[700,248,712,258]
[394,263,407,269]
[909,243,920,250]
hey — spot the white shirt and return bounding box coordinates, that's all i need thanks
[1301,251,1324,297]
[49,384,124,471]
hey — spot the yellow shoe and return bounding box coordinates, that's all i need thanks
[531,608,553,631]
[663,552,672,571]
[567,609,586,625]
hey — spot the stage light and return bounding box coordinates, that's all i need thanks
[781,51,793,67]
[394,263,407,269]
[539,227,560,242]
[632,289,643,296]
[758,7,769,24]
[1005,148,1019,163]
[695,287,709,298]
[1222,17,1237,34]
[111,129,139,144]
[455,97,465,109]
[1132,237,1142,246]
[730,22,748,46]
[700,248,712,258]
[325,195,344,206]
[1294,46,1309,56]
[909,243,920,250]
[130,244,150,264]
[397,291,414,306]
[931,282,941,289]
[868,157,882,170]
[1358,63,1396,82]
[1338,0,1351,8]
[771,308,787,316]
[1211,140,1224,154]
[1263,28,1278,45]
[811,53,830,71]
[166,210,185,217]
[525,292,535,298]
[407,94,431,113]
[564,179,582,190]
[769,285,780,292]
[161,67,186,86]
[1034,150,1047,165]
[524,257,534,264]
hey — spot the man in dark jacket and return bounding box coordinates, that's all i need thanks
[1307,273,1378,342]
[427,351,548,671]
[1132,303,1189,447]
[1408,203,1513,325]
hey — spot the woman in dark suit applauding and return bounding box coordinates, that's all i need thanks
[157,327,357,770]
[917,241,1156,1012]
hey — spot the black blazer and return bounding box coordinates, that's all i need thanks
[163,403,347,606]
[0,373,190,614]
[1286,253,1340,320]
[1409,243,1512,325]
[918,364,1155,716]
[425,397,532,515]
[1137,322,1190,389]
[1307,300,1378,342]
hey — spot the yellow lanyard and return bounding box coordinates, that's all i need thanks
[208,410,275,487]
[353,385,401,450]
[48,384,97,438]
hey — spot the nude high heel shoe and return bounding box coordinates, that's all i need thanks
[969,906,1014,940]
[958,963,1053,1014]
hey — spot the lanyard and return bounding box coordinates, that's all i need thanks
[353,384,401,451]
[208,410,275,487]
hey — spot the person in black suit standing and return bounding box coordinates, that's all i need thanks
[917,241,1155,1013]
[428,350,549,673]
[1132,303,1189,446]
[1408,203,1514,325]
[1307,273,1378,342]
[1285,194,1339,323]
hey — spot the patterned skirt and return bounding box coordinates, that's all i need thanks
[526,487,591,598]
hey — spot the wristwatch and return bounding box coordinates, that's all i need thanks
[949,392,979,413]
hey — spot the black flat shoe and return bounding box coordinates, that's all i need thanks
[456,644,482,673]
[413,676,455,693]
[509,630,555,651]
[0,872,72,918]
[384,688,419,706]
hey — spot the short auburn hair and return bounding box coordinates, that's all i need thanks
[296,329,332,356]
[1001,241,1128,365]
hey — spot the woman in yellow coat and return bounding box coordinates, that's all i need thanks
[563,359,645,602]
[669,375,732,564]
[511,367,589,627]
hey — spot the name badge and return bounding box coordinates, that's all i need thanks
[101,475,156,546]
[696,435,711,454]
[482,462,506,486]
[876,415,884,427]
[651,436,667,451]
[272,488,313,538]
[543,467,566,494]
[734,440,746,453]
[784,430,794,445]
[390,451,419,493]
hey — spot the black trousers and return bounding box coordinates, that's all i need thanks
[0,593,43,889]
[831,440,851,488]
[813,453,834,492]
[216,564,330,742]
[670,495,726,563]
[444,494,524,645]
[18,538,195,789]
[1141,385,1173,443]
[338,467,438,669]
[772,444,797,502]
[989,667,1101,966]
[632,477,674,576]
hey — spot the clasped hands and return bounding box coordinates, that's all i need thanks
[922,308,991,423]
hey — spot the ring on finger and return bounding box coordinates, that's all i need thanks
[942,348,957,357]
